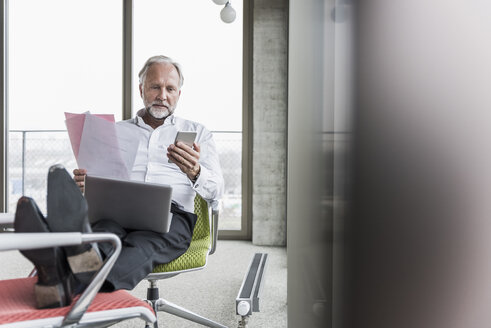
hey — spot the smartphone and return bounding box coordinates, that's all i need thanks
[174,131,197,147]
[168,131,197,163]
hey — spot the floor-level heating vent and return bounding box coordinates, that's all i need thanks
[236,252,268,325]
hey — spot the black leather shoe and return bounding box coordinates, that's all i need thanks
[46,164,102,285]
[14,197,75,309]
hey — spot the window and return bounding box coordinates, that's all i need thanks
[2,0,248,236]
[134,0,244,231]
[7,0,122,213]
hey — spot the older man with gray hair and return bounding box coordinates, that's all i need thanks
[14,55,224,308]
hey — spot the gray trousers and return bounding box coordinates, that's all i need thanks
[92,203,197,291]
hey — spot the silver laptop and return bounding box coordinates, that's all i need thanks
[84,175,173,233]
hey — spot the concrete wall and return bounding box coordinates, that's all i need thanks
[252,0,288,246]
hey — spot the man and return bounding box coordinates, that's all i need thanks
[75,55,223,213]
[14,55,224,309]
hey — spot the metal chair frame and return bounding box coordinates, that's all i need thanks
[0,231,156,328]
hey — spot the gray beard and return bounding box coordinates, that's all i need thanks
[147,106,173,119]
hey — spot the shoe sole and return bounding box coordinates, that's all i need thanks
[67,248,103,274]
[34,282,69,309]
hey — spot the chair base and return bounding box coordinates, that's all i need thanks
[148,298,227,328]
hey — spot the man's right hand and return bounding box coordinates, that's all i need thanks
[73,168,87,193]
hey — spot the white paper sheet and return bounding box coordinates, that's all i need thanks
[68,112,138,180]
[115,122,140,178]
[64,111,115,158]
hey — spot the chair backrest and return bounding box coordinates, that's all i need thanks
[151,195,212,273]
[192,195,211,242]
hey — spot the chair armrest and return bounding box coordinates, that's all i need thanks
[63,233,121,325]
[0,213,14,232]
[209,208,219,255]
[0,232,121,326]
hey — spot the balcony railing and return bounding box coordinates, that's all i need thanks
[7,130,242,230]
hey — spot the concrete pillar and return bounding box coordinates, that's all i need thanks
[252,0,288,246]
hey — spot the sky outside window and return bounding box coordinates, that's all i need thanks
[8,0,123,131]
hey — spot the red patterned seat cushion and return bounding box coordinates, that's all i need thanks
[0,277,154,324]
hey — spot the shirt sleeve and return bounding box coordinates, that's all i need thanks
[191,129,224,205]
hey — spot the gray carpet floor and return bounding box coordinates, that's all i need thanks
[0,240,287,328]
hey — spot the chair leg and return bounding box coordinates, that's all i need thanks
[143,299,160,328]
[155,298,228,328]
[146,281,161,328]
[144,322,158,328]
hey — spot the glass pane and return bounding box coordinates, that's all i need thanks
[213,132,242,230]
[8,131,77,214]
[8,0,122,214]
[134,0,243,230]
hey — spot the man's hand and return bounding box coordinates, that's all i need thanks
[73,168,87,193]
[167,142,201,182]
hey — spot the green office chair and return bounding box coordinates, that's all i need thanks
[144,196,226,328]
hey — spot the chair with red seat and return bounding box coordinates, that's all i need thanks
[0,231,156,328]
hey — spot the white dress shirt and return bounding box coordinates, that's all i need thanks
[118,109,224,213]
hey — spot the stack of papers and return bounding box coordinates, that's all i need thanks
[65,112,139,180]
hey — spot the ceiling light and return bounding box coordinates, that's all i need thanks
[220,2,236,23]
[212,0,228,5]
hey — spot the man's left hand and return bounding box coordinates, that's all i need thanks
[167,142,201,181]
